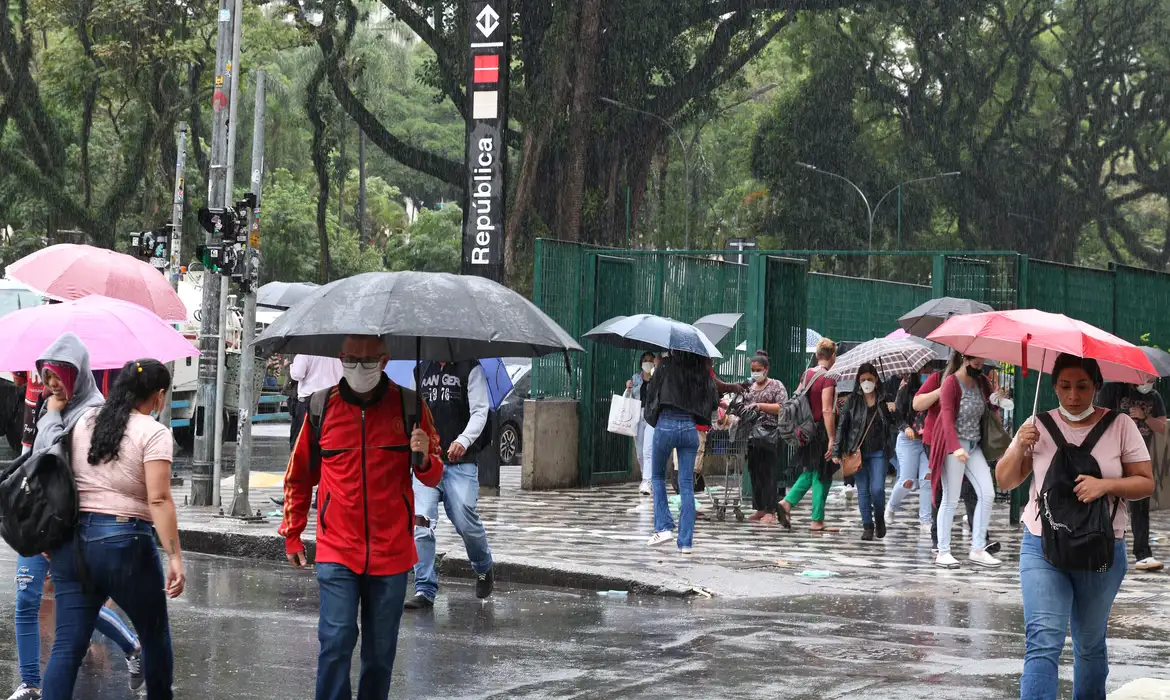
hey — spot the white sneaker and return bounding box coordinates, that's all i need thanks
[639,480,652,495]
[935,552,960,569]
[920,523,933,534]
[884,507,896,523]
[678,546,693,555]
[969,550,1002,568]
[1136,557,1164,572]
[7,685,41,700]
[647,531,674,547]
[844,485,857,499]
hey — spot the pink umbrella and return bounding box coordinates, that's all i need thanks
[927,309,1157,414]
[0,296,198,371]
[6,244,186,322]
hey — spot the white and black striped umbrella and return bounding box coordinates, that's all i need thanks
[826,337,936,382]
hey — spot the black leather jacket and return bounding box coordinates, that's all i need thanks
[643,357,718,428]
[832,391,895,459]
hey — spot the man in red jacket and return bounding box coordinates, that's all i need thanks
[280,335,443,700]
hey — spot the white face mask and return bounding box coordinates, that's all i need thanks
[751,371,766,383]
[860,380,876,395]
[344,365,383,394]
[642,362,654,374]
[1137,382,1156,395]
[1059,404,1096,422]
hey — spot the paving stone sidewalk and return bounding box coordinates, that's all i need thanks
[174,462,1170,602]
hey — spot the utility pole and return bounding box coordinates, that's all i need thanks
[161,123,187,430]
[212,0,245,507]
[231,70,265,519]
[358,129,366,249]
[192,0,236,506]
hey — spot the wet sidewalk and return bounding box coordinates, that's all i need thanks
[170,434,1170,601]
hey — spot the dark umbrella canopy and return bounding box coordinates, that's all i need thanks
[584,314,722,358]
[692,313,743,346]
[256,281,320,310]
[252,272,583,359]
[899,297,994,337]
[1141,346,1170,377]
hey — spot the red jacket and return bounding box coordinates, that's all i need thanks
[279,379,444,576]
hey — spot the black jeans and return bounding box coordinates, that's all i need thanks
[289,395,307,449]
[1132,497,1154,561]
[747,444,778,513]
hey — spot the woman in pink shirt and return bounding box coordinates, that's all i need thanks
[996,354,1154,700]
[42,359,186,700]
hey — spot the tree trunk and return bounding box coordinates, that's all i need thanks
[557,0,603,243]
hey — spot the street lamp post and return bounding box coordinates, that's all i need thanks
[601,97,690,249]
[797,163,961,275]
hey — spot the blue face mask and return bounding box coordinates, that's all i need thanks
[920,373,931,383]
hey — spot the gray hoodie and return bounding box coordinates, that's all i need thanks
[31,332,104,453]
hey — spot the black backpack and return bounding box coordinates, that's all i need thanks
[1034,411,1122,572]
[305,385,418,471]
[0,436,80,557]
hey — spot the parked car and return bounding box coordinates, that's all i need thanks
[0,281,44,451]
[495,360,531,466]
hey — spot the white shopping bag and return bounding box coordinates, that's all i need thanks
[607,392,641,437]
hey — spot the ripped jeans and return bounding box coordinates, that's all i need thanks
[15,553,140,689]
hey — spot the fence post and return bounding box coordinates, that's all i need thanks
[746,252,766,358]
[931,254,947,298]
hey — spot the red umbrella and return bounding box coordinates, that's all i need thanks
[927,309,1157,414]
[6,244,186,322]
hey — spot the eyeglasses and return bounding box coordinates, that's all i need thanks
[340,357,382,370]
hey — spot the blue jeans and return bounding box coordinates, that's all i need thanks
[43,514,172,699]
[1019,531,1126,700]
[856,450,887,525]
[412,462,493,600]
[889,434,932,524]
[651,413,699,548]
[316,564,408,700]
[15,554,140,688]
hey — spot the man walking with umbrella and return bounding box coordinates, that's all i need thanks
[1096,360,1167,572]
[405,359,496,609]
[279,335,443,700]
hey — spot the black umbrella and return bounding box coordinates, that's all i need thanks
[1140,346,1170,378]
[253,271,583,463]
[898,297,994,338]
[256,281,320,310]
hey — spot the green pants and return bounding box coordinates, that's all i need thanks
[784,471,832,522]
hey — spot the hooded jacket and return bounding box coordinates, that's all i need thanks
[31,333,104,453]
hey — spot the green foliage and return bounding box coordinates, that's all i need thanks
[385,204,462,274]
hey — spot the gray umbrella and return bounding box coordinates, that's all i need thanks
[256,281,320,310]
[692,313,743,346]
[253,272,582,360]
[584,314,722,358]
[1141,346,1170,377]
[898,297,994,337]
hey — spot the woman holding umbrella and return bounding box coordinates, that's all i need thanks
[996,354,1153,700]
[927,354,1002,569]
[643,351,718,553]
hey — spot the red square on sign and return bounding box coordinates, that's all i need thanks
[474,54,500,84]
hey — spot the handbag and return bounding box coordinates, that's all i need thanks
[980,396,1011,462]
[841,409,878,478]
[607,391,641,437]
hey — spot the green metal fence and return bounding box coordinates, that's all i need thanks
[530,241,1170,488]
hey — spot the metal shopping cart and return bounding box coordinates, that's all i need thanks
[706,397,752,522]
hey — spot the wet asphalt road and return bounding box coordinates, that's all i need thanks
[0,550,1166,698]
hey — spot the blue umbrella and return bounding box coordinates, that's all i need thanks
[583,314,722,358]
[384,358,514,409]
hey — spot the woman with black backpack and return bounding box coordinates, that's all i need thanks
[41,359,185,700]
[996,354,1153,700]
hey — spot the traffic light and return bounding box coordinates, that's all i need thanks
[198,206,239,243]
[194,244,226,273]
[128,229,170,270]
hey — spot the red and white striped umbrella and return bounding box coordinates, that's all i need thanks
[6,244,186,322]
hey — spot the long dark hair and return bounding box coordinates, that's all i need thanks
[88,360,171,465]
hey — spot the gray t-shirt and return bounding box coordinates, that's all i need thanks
[956,380,985,442]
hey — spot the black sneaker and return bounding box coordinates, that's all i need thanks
[985,541,1001,556]
[126,651,144,690]
[875,514,887,540]
[7,685,41,700]
[476,568,495,599]
[403,594,434,610]
[861,525,875,542]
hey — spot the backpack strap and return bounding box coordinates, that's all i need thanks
[796,366,826,398]
[1080,410,1120,453]
[1035,411,1065,448]
[307,388,333,472]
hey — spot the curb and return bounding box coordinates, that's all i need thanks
[177,524,697,597]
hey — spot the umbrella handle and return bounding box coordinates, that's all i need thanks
[411,336,424,467]
[1031,348,1045,418]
